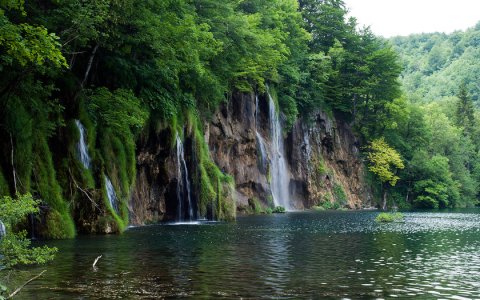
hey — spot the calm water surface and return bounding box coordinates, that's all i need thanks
[10,210,480,299]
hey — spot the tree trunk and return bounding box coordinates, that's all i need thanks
[10,133,17,194]
[81,43,99,88]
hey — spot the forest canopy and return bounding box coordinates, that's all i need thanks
[0,0,478,240]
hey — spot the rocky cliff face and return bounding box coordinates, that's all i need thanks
[130,127,175,225]
[287,112,372,209]
[207,92,371,211]
[130,92,371,225]
[206,92,271,208]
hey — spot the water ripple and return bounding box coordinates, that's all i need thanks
[5,209,480,299]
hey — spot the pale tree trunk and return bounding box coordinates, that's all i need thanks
[10,133,17,194]
[81,43,99,88]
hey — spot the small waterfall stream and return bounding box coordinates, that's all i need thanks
[255,95,268,172]
[105,176,119,214]
[75,120,91,169]
[0,220,6,237]
[176,133,195,221]
[268,93,291,210]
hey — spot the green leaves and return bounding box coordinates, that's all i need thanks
[0,3,67,69]
[366,138,404,186]
[0,193,38,226]
[87,87,148,137]
[0,194,58,268]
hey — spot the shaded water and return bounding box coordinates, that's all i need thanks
[10,210,480,299]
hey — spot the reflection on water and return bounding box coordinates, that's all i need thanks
[6,210,480,299]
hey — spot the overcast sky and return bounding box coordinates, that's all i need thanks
[343,0,480,37]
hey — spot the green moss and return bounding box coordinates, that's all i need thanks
[64,120,95,188]
[316,158,327,176]
[97,128,133,230]
[44,209,75,239]
[272,206,286,213]
[78,101,97,154]
[317,193,343,210]
[32,134,75,239]
[6,101,33,193]
[333,183,347,206]
[249,197,264,214]
[375,212,404,223]
[187,111,236,221]
[312,205,326,211]
[101,174,128,232]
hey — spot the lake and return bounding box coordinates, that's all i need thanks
[11,210,480,299]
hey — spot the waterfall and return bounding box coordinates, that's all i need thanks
[176,133,194,221]
[268,93,291,210]
[255,95,268,173]
[75,120,91,169]
[105,176,119,214]
[0,220,6,237]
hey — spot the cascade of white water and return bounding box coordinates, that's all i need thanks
[105,176,119,214]
[75,120,91,169]
[268,93,291,210]
[0,220,6,237]
[255,95,268,172]
[176,133,194,221]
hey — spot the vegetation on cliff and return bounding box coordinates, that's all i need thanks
[0,0,479,240]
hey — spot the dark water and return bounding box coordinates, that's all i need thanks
[9,210,480,299]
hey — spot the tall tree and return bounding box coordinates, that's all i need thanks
[455,83,475,135]
[366,138,405,209]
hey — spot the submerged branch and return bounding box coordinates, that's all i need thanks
[8,270,46,299]
[92,255,102,269]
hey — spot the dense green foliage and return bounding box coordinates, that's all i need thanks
[0,194,58,268]
[366,138,404,187]
[0,0,406,236]
[391,23,480,103]
[0,194,58,299]
[375,212,404,223]
[384,27,480,209]
[1,0,478,237]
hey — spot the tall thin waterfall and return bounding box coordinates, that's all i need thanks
[268,93,291,210]
[255,95,268,172]
[75,120,91,169]
[0,220,6,237]
[105,176,119,214]
[176,133,194,221]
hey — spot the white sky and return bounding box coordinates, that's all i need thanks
[343,0,480,37]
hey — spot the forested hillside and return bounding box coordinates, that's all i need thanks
[391,23,480,103]
[386,25,480,209]
[0,0,479,239]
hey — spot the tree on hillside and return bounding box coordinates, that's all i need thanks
[455,83,475,135]
[366,138,405,210]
